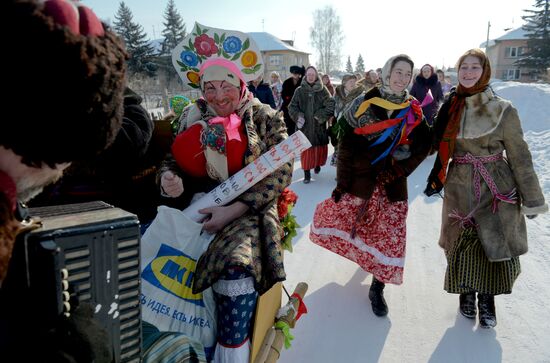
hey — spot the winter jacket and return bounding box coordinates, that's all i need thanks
[337,87,431,202]
[410,74,443,125]
[433,88,547,261]
[158,99,292,294]
[288,77,335,146]
[281,77,302,134]
[248,81,276,109]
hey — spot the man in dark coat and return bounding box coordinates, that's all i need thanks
[281,65,306,134]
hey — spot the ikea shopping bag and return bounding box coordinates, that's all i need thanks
[141,206,217,355]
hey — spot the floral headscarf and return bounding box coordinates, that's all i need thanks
[172,22,264,90]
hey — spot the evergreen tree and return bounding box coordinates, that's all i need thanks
[160,0,186,55]
[355,54,365,73]
[113,1,155,75]
[516,0,550,78]
[345,56,353,73]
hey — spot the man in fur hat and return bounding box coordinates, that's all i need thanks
[281,65,306,134]
[0,0,127,361]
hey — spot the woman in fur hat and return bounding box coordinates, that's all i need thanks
[310,55,431,317]
[425,48,547,328]
[288,66,335,183]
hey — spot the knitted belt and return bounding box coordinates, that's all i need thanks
[449,152,517,228]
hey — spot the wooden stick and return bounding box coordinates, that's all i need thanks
[263,282,308,363]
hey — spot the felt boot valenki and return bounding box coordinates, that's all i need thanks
[459,292,477,319]
[304,169,311,184]
[478,294,497,328]
[369,277,388,317]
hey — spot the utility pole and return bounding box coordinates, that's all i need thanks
[261,19,265,31]
[485,21,491,50]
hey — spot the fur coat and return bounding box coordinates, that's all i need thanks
[436,88,547,260]
[288,77,335,147]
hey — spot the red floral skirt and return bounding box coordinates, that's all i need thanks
[300,145,328,170]
[310,183,408,284]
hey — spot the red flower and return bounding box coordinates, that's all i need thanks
[194,34,218,57]
[277,188,298,219]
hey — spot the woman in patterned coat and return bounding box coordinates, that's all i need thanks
[425,49,547,328]
[310,54,431,317]
[158,58,292,362]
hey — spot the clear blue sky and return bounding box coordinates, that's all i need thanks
[84,0,535,70]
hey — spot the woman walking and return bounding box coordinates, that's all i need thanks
[310,55,431,316]
[425,48,547,328]
[289,66,335,183]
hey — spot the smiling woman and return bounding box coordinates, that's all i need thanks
[152,24,293,363]
[310,54,432,318]
[425,48,548,330]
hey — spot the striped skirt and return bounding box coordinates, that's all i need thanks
[300,145,328,170]
[444,228,521,295]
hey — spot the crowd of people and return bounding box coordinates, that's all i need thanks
[0,0,547,362]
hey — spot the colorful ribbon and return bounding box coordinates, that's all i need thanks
[209,113,242,141]
[274,321,294,349]
[291,293,308,321]
[450,152,517,226]
[352,94,431,165]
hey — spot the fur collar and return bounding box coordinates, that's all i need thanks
[460,88,512,139]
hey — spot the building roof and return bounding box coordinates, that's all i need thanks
[247,32,309,54]
[481,27,530,48]
[495,27,530,41]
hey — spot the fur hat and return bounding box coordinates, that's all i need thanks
[1,0,128,168]
[290,65,306,76]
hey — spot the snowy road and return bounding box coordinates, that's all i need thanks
[279,82,550,363]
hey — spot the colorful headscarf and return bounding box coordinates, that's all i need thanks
[172,22,264,90]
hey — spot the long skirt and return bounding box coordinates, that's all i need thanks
[301,145,328,170]
[309,183,408,285]
[444,227,521,295]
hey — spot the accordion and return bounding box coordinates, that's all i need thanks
[0,201,142,362]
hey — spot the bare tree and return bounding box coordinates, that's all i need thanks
[310,6,344,74]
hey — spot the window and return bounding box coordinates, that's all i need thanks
[505,47,520,58]
[269,54,283,66]
[502,69,520,80]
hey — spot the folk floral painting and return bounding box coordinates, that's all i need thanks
[172,22,264,90]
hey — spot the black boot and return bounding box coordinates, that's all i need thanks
[304,170,311,184]
[314,166,321,174]
[459,292,477,319]
[478,294,497,328]
[369,277,388,317]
